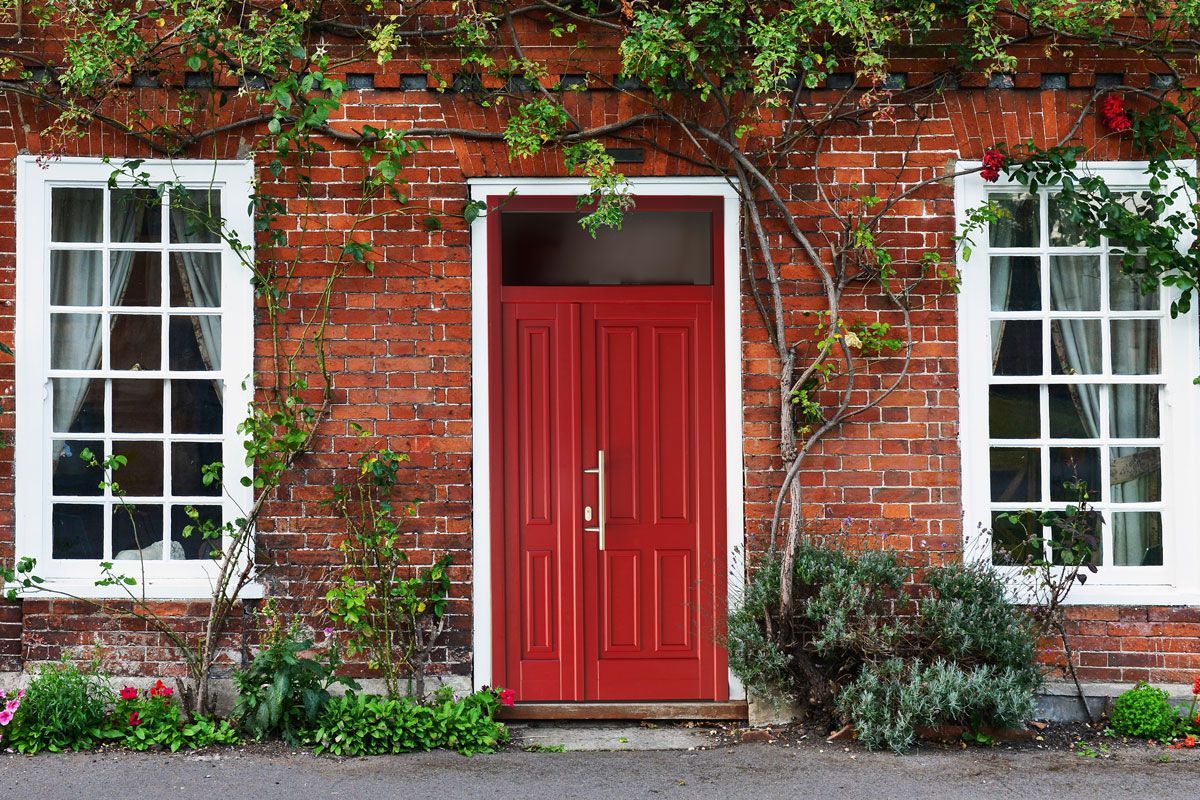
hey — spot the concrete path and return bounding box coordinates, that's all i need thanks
[3,740,1198,800]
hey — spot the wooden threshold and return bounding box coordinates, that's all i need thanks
[498,701,748,722]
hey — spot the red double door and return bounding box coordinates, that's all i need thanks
[497,295,727,702]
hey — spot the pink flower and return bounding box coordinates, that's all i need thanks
[499,688,516,707]
[4,700,17,714]
[119,686,139,701]
[323,627,334,637]
[0,710,12,726]
[980,148,1006,183]
[16,690,23,699]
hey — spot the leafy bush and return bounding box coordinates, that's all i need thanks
[3,660,114,753]
[1111,682,1179,741]
[111,680,240,752]
[728,543,1041,752]
[303,687,509,756]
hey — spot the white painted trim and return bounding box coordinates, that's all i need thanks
[14,156,256,598]
[956,160,1200,604]
[467,177,745,698]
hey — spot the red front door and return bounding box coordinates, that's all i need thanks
[491,197,728,703]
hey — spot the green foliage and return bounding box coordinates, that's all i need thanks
[111,682,239,752]
[726,554,792,703]
[2,660,114,754]
[563,140,632,236]
[1110,682,1180,741]
[233,604,359,744]
[505,99,571,159]
[302,687,508,756]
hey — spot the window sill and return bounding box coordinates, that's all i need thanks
[11,578,265,601]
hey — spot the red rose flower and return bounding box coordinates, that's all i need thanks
[1186,735,1197,749]
[128,711,142,727]
[119,686,139,701]
[149,679,173,698]
[499,688,516,707]
[1099,94,1133,133]
[1191,675,1200,696]
[980,148,1006,183]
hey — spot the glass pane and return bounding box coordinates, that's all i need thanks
[501,211,712,285]
[111,440,164,496]
[990,447,1040,502]
[1110,446,1160,503]
[171,505,222,560]
[1111,384,1159,438]
[1049,447,1100,501]
[50,251,102,306]
[1048,384,1098,439]
[1109,254,1158,311]
[1048,193,1090,246]
[988,385,1039,438]
[172,379,223,434]
[112,504,165,560]
[170,253,222,306]
[110,314,161,370]
[112,252,161,306]
[111,188,162,243]
[1049,256,1101,311]
[990,256,1040,311]
[52,440,103,496]
[1111,320,1160,375]
[50,314,102,370]
[170,188,222,244]
[51,188,103,242]
[169,316,221,370]
[991,511,1042,566]
[988,194,1039,247]
[52,504,103,559]
[1112,512,1163,566]
[1050,319,1101,375]
[1049,508,1101,567]
[112,379,164,433]
[171,441,222,497]
[991,320,1042,376]
[51,377,103,433]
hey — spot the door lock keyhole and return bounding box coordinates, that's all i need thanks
[584,506,593,522]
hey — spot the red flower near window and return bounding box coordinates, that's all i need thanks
[499,688,516,707]
[1099,94,1133,133]
[128,711,142,727]
[119,686,139,701]
[979,148,1006,183]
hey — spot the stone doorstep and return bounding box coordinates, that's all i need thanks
[509,721,718,752]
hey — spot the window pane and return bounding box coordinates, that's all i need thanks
[51,188,103,242]
[991,320,1042,375]
[112,504,165,560]
[52,504,103,559]
[51,377,103,433]
[990,447,1040,502]
[112,379,164,433]
[988,385,1039,438]
[172,379,223,434]
[1111,384,1159,438]
[52,440,103,496]
[171,441,222,497]
[171,505,222,560]
[111,188,162,243]
[990,256,1040,311]
[1050,319,1101,375]
[1110,447,1160,503]
[1049,447,1100,501]
[111,314,161,370]
[1109,254,1158,311]
[1048,193,1090,246]
[112,441,164,496]
[991,511,1042,566]
[51,251,102,306]
[988,194,1039,247]
[170,253,222,307]
[1111,320,1160,375]
[501,211,712,286]
[1049,508,1101,567]
[1112,512,1163,566]
[112,252,161,306]
[169,316,221,370]
[1049,256,1100,311]
[50,314,102,370]
[1048,384,1098,439]
[170,188,222,244]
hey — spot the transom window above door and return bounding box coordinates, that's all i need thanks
[957,162,1200,601]
[15,157,255,595]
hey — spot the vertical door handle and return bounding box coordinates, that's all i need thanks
[583,450,606,551]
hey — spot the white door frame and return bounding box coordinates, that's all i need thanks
[467,177,746,699]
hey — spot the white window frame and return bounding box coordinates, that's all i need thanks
[957,160,1200,605]
[14,156,258,599]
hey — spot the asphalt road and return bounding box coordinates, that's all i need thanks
[3,742,1199,800]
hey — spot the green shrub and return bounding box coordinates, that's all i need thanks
[110,681,240,752]
[3,660,114,754]
[303,688,508,756]
[1111,682,1179,741]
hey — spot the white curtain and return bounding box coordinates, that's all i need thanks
[1048,263,1101,439]
[170,203,222,373]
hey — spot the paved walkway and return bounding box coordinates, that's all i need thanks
[3,740,1197,800]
